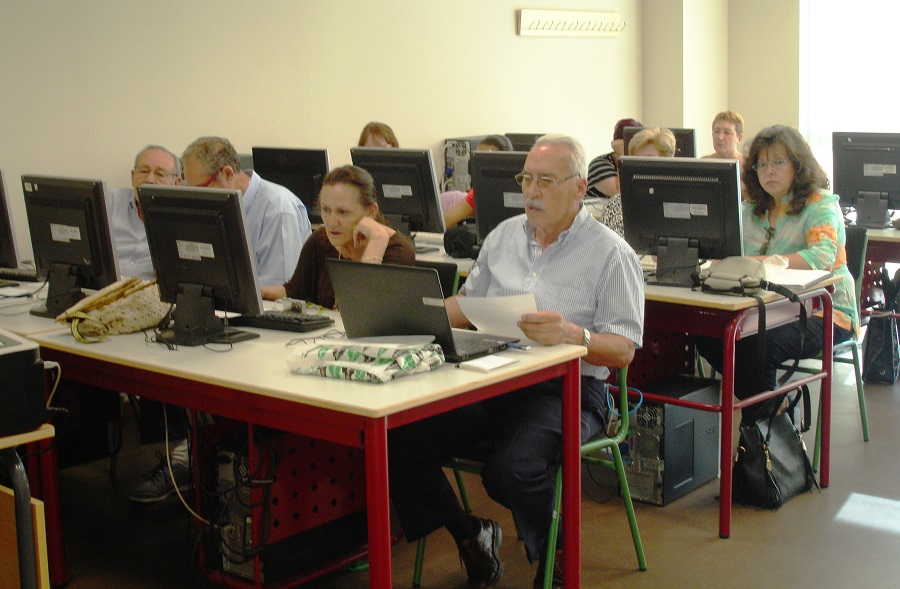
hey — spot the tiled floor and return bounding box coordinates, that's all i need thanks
[50,359,900,588]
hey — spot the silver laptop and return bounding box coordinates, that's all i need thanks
[326,259,518,362]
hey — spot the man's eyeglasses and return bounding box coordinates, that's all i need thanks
[197,167,223,188]
[134,167,178,182]
[514,172,578,189]
[752,159,791,172]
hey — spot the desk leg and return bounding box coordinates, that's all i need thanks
[36,438,65,586]
[561,359,582,587]
[718,321,739,539]
[364,417,392,589]
[2,448,38,589]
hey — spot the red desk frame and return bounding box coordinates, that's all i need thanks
[30,344,584,589]
[641,286,834,538]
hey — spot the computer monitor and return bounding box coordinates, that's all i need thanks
[250,147,329,224]
[350,147,445,245]
[623,127,697,158]
[137,185,262,347]
[504,133,545,152]
[470,151,529,241]
[832,131,900,229]
[22,175,119,317]
[0,170,21,269]
[620,156,743,287]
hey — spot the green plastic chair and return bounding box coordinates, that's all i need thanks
[411,367,647,588]
[779,224,870,471]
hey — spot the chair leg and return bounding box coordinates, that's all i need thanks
[813,396,822,473]
[452,466,473,513]
[542,468,564,589]
[412,536,426,588]
[851,344,870,442]
[611,443,647,571]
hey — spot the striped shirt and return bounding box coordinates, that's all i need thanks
[586,152,618,199]
[460,206,645,379]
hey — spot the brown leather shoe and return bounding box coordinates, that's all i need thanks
[533,549,563,589]
[456,516,503,588]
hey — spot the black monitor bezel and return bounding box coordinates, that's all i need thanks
[832,131,900,228]
[349,147,446,235]
[0,170,20,269]
[470,151,529,241]
[619,156,743,287]
[137,184,263,346]
[250,146,329,224]
[623,127,697,158]
[504,133,546,152]
[22,174,119,317]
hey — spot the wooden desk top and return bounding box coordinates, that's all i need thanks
[0,424,55,451]
[28,316,584,420]
[644,275,840,311]
[866,228,900,243]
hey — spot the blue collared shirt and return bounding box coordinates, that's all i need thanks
[105,187,153,279]
[460,205,644,379]
[242,171,312,286]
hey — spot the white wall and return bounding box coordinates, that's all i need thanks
[728,0,801,143]
[0,0,642,260]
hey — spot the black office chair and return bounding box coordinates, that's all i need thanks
[415,260,459,297]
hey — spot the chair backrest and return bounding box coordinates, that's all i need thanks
[415,260,459,297]
[844,225,868,304]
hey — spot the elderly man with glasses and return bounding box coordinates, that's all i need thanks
[182,136,312,286]
[106,145,182,280]
[389,134,645,588]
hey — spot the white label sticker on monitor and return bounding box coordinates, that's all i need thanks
[50,223,81,242]
[382,184,413,199]
[864,163,887,177]
[503,192,525,209]
[662,202,691,219]
[689,204,709,217]
[422,297,445,307]
[176,240,214,261]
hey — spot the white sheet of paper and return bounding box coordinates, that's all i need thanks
[456,294,538,343]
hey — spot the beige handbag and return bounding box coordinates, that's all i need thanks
[56,277,170,343]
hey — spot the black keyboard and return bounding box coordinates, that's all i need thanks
[0,267,39,282]
[229,311,335,333]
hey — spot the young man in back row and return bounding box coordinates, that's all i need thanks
[388,134,645,588]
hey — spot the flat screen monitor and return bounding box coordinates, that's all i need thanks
[250,147,329,224]
[832,131,900,228]
[470,151,529,241]
[22,175,119,317]
[137,185,262,347]
[0,170,21,269]
[620,156,743,287]
[504,133,545,152]
[350,147,445,247]
[623,127,697,158]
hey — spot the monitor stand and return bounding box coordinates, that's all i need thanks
[855,191,891,229]
[156,283,259,347]
[30,262,85,318]
[650,237,700,288]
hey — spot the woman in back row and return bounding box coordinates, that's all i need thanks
[262,165,415,308]
[698,124,857,423]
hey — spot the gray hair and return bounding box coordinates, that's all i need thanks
[133,144,182,177]
[182,136,242,174]
[533,134,587,179]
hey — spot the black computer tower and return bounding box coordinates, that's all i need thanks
[622,376,721,505]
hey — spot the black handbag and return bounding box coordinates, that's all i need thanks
[732,393,818,509]
[862,314,900,384]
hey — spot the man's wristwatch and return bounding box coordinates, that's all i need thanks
[581,327,591,348]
